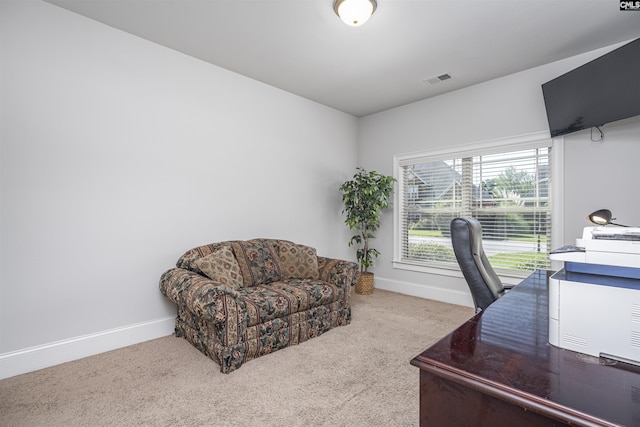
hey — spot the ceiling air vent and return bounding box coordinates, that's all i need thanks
[423,73,452,85]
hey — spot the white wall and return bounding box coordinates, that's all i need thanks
[0,1,357,378]
[562,116,640,242]
[358,41,640,306]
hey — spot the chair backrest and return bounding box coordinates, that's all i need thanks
[450,217,505,312]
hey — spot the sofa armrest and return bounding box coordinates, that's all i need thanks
[160,268,243,324]
[317,257,360,287]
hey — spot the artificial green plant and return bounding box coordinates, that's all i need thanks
[339,167,396,273]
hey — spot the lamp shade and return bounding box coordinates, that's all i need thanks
[334,0,377,27]
[588,209,613,225]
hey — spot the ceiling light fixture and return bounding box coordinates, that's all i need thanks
[333,0,377,27]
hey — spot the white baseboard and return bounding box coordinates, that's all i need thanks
[373,276,474,308]
[0,281,469,380]
[0,316,175,380]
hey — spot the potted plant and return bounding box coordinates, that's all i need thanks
[339,167,396,294]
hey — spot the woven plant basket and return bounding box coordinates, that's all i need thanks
[355,272,374,295]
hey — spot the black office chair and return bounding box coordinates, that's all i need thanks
[450,217,510,313]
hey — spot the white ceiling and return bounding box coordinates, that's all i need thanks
[44,0,640,117]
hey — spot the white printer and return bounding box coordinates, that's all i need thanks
[549,226,640,365]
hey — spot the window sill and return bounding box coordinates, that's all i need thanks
[392,261,525,286]
[392,261,463,277]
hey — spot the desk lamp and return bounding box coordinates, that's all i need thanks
[587,209,629,227]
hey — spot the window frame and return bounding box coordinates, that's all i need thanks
[392,131,564,282]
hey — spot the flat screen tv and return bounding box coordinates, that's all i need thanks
[542,38,640,138]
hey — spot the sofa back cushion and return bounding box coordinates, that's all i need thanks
[176,241,232,272]
[231,239,283,287]
[193,245,244,290]
[176,238,322,286]
[277,241,320,280]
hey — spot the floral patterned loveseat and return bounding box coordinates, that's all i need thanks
[160,238,359,373]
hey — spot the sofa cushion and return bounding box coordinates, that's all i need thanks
[176,241,233,272]
[237,285,295,326]
[267,279,343,312]
[231,239,282,287]
[193,246,244,290]
[237,280,343,327]
[277,241,320,280]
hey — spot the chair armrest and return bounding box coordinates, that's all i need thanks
[160,268,243,324]
[317,257,360,287]
[502,284,515,296]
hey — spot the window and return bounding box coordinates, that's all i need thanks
[394,136,552,277]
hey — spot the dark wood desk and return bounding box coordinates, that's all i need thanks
[411,270,640,427]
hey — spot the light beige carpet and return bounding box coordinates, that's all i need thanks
[0,289,473,427]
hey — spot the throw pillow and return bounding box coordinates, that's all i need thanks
[193,246,244,290]
[277,241,320,280]
[231,239,282,287]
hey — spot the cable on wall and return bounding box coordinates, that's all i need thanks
[591,126,604,142]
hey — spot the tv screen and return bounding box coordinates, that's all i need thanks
[542,38,640,138]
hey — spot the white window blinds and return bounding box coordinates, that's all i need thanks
[397,143,552,276]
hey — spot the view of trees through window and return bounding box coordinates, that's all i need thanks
[399,146,551,275]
